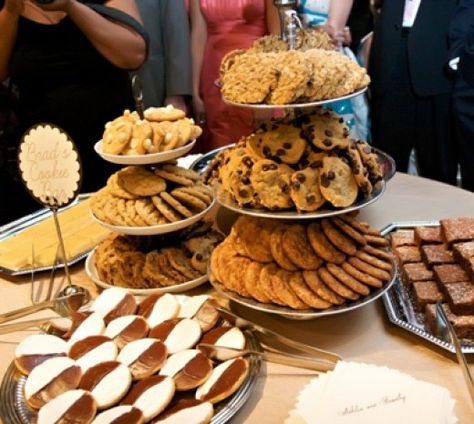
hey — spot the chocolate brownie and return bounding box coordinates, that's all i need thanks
[412,281,444,312]
[414,226,442,246]
[433,264,469,289]
[403,262,434,283]
[452,241,474,277]
[440,217,474,245]
[444,281,474,315]
[390,230,415,248]
[395,246,421,264]
[425,303,474,340]
[420,244,454,268]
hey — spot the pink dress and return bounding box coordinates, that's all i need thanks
[198,0,267,152]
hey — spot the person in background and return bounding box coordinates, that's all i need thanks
[347,0,373,51]
[0,0,147,224]
[190,0,280,153]
[449,0,474,191]
[134,0,192,110]
[369,0,458,184]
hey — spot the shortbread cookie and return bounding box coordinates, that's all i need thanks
[250,159,293,209]
[319,156,358,208]
[144,105,186,122]
[307,222,346,264]
[282,224,323,270]
[117,166,166,197]
[290,167,326,212]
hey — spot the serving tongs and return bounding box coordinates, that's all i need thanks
[214,306,341,370]
[435,302,474,406]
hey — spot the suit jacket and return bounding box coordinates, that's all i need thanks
[369,0,457,96]
[134,0,192,107]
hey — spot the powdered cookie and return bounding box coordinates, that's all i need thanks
[302,270,345,305]
[288,271,332,309]
[282,224,323,270]
[321,218,357,256]
[341,262,383,288]
[307,222,346,264]
[319,156,358,208]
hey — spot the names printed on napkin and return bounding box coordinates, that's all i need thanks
[339,393,406,417]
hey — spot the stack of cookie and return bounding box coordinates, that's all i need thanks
[220,48,369,105]
[208,108,383,212]
[94,224,223,289]
[90,164,213,227]
[101,105,202,156]
[13,289,251,423]
[210,214,393,311]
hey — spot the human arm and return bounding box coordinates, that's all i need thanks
[190,0,206,125]
[265,0,280,35]
[34,0,146,69]
[324,0,353,46]
[0,0,24,81]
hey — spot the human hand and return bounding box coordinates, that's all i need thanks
[31,0,74,13]
[192,95,206,127]
[164,95,187,113]
[320,22,344,48]
[4,0,25,16]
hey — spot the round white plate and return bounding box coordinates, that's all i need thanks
[94,139,196,165]
[209,260,397,320]
[222,86,368,109]
[91,198,215,235]
[85,249,208,295]
[215,180,385,220]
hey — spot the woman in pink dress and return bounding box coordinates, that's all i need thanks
[190,0,279,152]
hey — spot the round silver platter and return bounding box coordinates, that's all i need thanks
[209,259,397,320]
[222,86,368,109]
[0,333,261,424]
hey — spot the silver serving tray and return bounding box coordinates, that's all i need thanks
[381,221,474,354]
[209,258,397,320]
[0,195,93,276]
[0,330,262,424]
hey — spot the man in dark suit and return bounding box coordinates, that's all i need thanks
[449,0,474,191]
[134,0,192,110]
[369,0,458,184]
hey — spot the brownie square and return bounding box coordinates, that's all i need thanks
[390,230,415,247]
[403,262,434,283]
[395,246,421,264]
[414,226,443,247]
[444,281,474,315]
[421,244,454,268]
[452,241,474,276]
[425,303,474,340]
[433,264,469,287]
[440,217,474,245]
[412,281,444,312]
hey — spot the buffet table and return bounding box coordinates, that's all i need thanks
[0,172,473,423]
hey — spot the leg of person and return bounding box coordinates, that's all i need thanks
[414,93,458,186]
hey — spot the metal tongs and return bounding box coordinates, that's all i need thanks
[209,306,341,372]
[435,302,474,406]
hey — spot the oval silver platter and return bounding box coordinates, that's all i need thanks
[381,221,474,355]
[0,330,262,424]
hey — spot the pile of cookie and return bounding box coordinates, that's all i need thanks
[94,223,223,289]
[13,288,250,423]
[90,164,213,227]
[210,214,393,311]
[207,108,383,212]
[220,48,370,105]
[391,217,474,340]
[101,105,202,155]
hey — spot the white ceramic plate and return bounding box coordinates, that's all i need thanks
[90,198,215,235]
[94,139,196,165]
[85,249,208,295]
[222,86,368,109]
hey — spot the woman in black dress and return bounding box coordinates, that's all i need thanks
[0,0,147,223]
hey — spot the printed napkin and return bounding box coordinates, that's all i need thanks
[286,361,457,424]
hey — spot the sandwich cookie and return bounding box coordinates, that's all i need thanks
[15,334,68,375]
[92,405,144,424]
[105,315,149,349]
[67,312,105,344]
[117,338,167,380]
[79,361,132,409]
[159,349,213,391]
[69,335,118,372]
[37,389,97,424]
[195,357,249,404]
[137,294,180,328]
[177,295,220,332]
[121,375,175,422]
[90,287,137,324]
[24,356,82,409]
[149,318,202,354]
[200,326,246,353]
[154,399,213,424]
